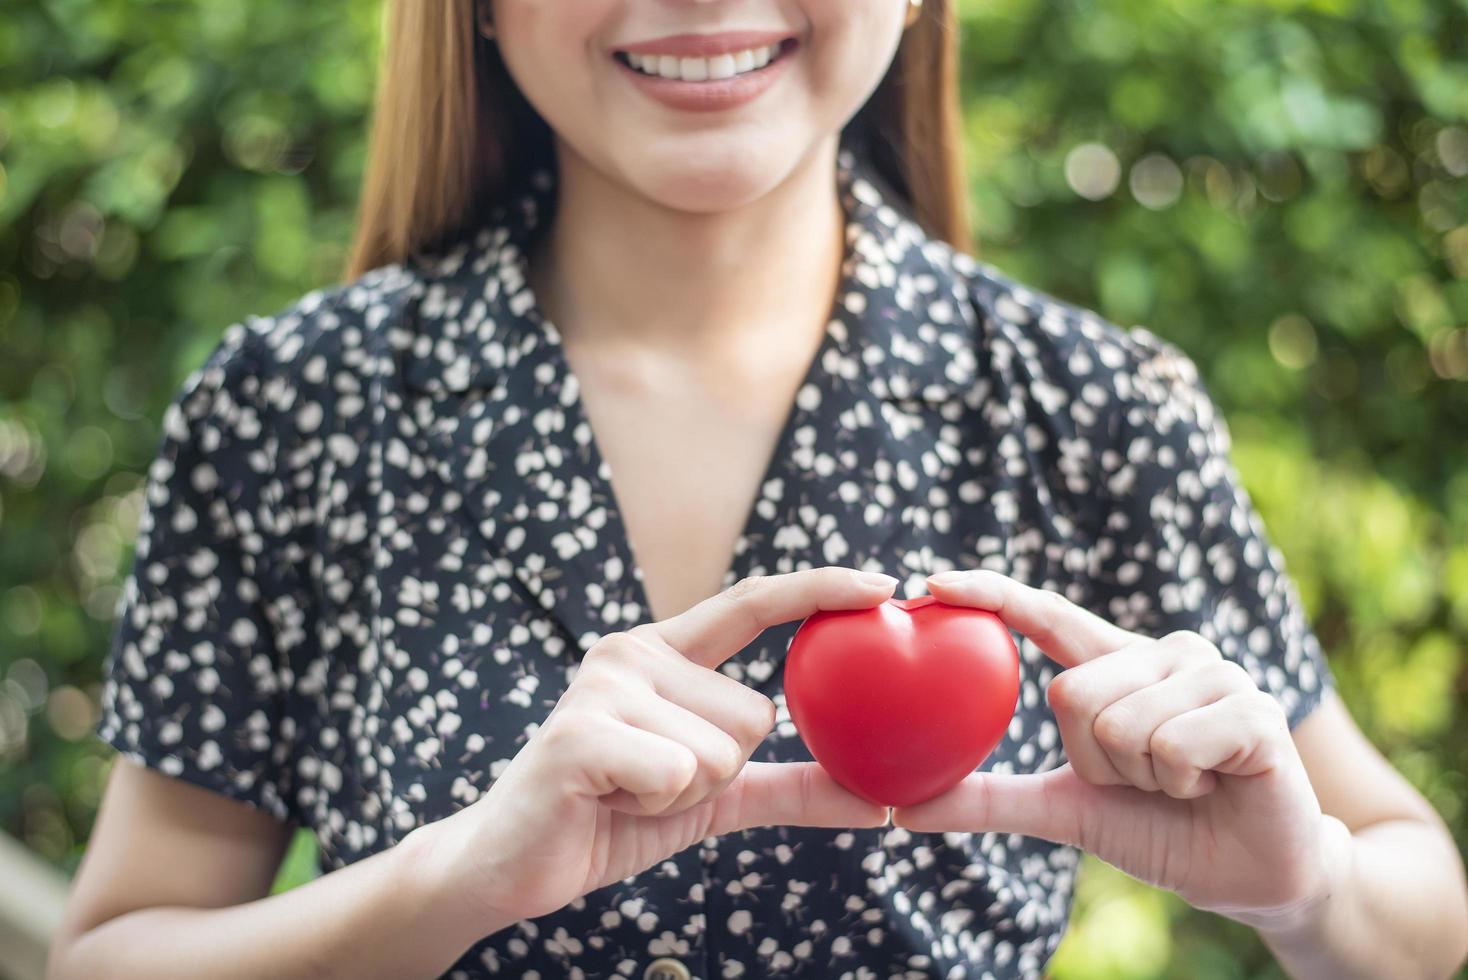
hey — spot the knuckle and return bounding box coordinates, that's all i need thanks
[590,634,656,680]
[1092,705,1134,751]
[739,693,777,742]
[660,747,699,796]
[1249,690,1287,731]
[586,631,636,665]
[706,679,776,745]
[628,622,662,643]
[607,630,646,657]
[1166,629,1218,659]
[1045,672,1079,713]
[635,639,682,672]
[1215,657,1254,689]
[725,575,767,603]
[1039,585,1070,610]
[573,659,633,699]
[1035,588,1072,620]
[578,645,609,673]
[1158,770,1200,800]
[1187,771,1218,798]
[540,708,592,751]
[711,734,745,780]
[721,721,758,756]
[728,719,766,753]
[1149,727,1189,765]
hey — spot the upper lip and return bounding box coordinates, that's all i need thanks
[613,30,794,58]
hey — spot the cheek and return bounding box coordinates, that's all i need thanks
[799,0,906,120]
[492,0,611,132]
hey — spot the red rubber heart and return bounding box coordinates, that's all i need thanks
[784,595,1021,808]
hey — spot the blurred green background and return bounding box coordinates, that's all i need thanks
[1,0,1465,976]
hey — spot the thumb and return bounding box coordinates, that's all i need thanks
[890,765,1094,846]
[710,762,889,836]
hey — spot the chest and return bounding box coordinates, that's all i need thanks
[564,340,814,621]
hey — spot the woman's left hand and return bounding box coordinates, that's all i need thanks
[891,569,1354,932]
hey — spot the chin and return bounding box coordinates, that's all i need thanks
[614,135,818,215]
[638,168,772,214]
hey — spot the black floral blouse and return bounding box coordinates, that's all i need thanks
[99,138,1332,979]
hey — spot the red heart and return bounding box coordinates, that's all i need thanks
[784,595,1021,807]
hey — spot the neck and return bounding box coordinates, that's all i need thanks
[528,138,845,358]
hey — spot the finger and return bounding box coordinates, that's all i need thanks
[639,636,778,751]
[1046,639,1177,787]
[890,765,1092,846]
[709,762,889,836]
[1149,690,1291,798]
[1091,661,1244,792]
[555,713,699,816]
[610,691,749,812]
[925,569,1139,668]
[650,566,899,670]
[581,627,780,751]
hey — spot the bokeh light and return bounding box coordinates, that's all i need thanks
[1064,142,1122,201]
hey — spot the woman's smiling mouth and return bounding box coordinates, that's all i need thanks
[615,40,790,81]
[611,31,798,112]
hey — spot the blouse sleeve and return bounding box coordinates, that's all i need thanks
[98,321,299,821]
[1087,327,1333,730]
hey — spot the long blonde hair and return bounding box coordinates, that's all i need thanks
[343,1,969,282]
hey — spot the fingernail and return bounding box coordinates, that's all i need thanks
[927,570,966,585]
[854,570,899,588]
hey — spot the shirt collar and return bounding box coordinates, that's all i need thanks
[380,144,992,663]
[395,143,982,405]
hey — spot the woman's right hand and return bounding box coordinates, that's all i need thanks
[418,566,898,925]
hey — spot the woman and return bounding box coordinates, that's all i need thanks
[48,1,1468,978]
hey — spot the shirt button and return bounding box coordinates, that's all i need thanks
[643,957,692,980]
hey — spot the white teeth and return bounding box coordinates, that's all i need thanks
[623,42,783,81]
[679,56,709,81]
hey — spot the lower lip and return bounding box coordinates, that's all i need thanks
[615,42,796,113]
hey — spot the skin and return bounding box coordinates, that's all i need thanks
[508,0,899,618]
[50,0,1468,977]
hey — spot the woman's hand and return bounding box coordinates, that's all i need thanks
[891,569,1353,933]
[421,566,895,926]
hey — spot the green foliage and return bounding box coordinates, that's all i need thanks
[949,0,1468,971]
[2,0,1465,972]
[1,0,384,878]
